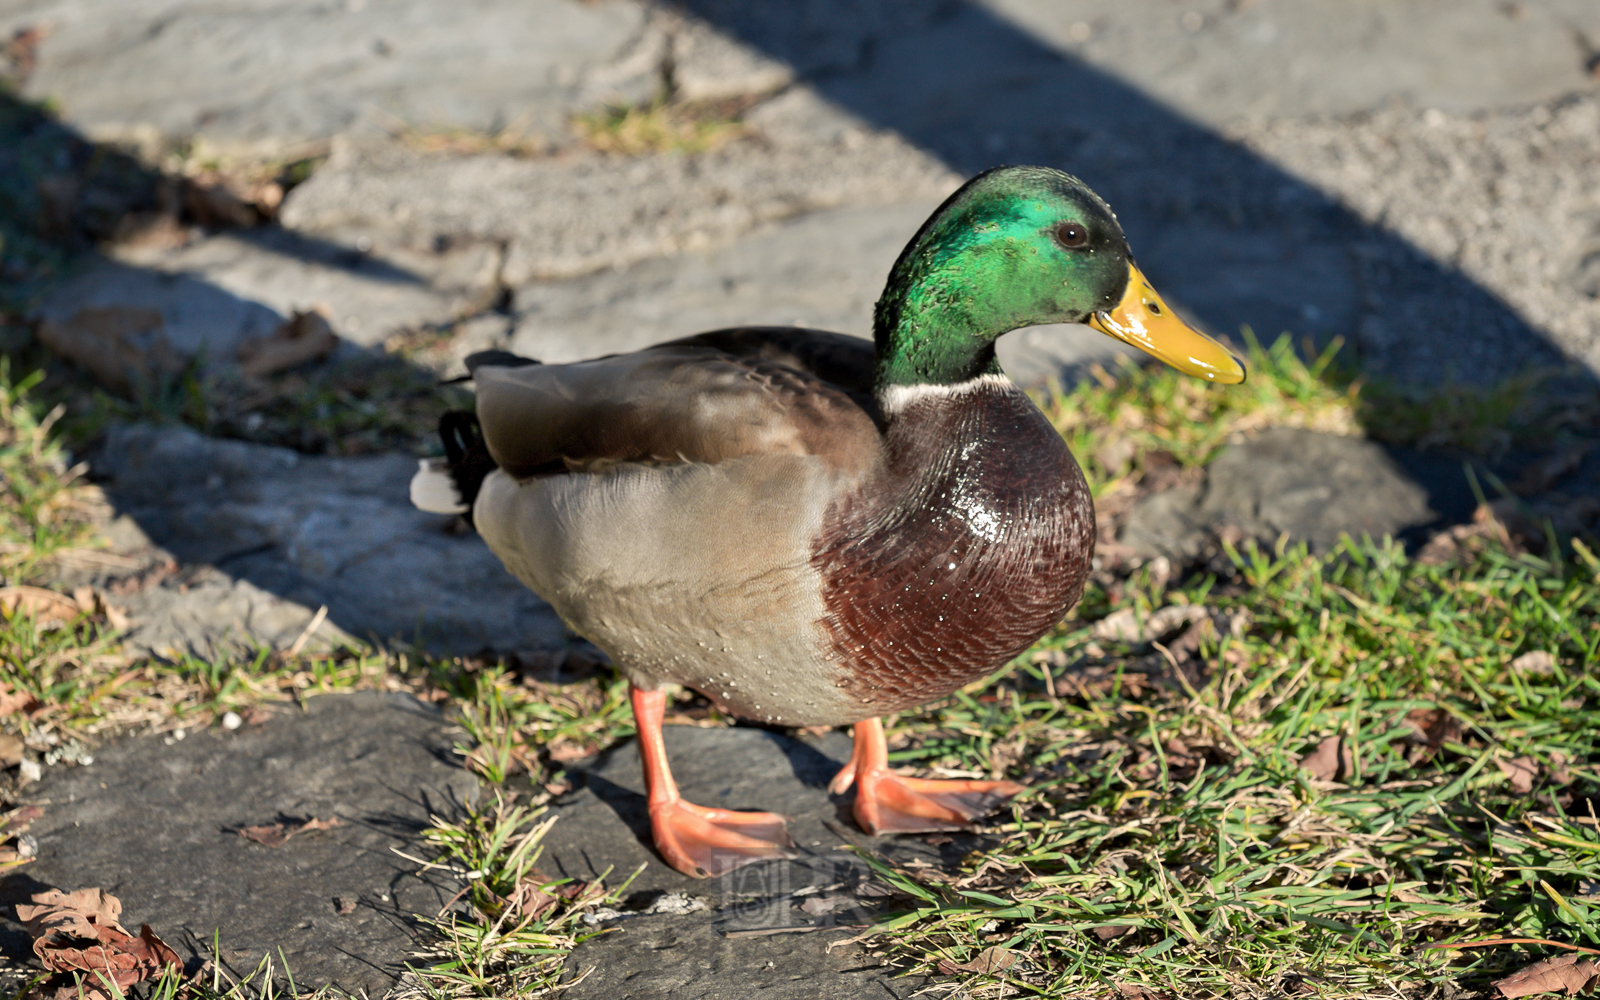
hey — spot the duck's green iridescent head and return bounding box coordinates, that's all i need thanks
[873,165,1244,390]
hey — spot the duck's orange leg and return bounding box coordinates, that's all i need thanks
[830,717,1023,835]
[631,685,799,878]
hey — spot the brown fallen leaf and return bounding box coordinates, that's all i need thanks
[0,733,24,768]
[1494,953,1600,997]
[0,586,82,626]
[237,816,342,848]
[236,308,339,378]
[1093,924,1134,941]
[334,897,358,915]
[183,170,284,228]
[1498,756,1540,794]
[547,740,598,763]
[1298,734,1353,782]
[937,945,1017,976]
[4,25,52,85]
[0,683,42,719]
[1402,707,1466,764]
[15,888,181,989]
[35,307,188,398]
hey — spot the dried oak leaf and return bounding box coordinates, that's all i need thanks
[35,307,187,399]
[0,733,24,767]
[0,586,82,626]
[14,888,180,988]
[1404,708,1465,749]
[1298,734,1353,782]
[1493,953,1600,998]
[237,816,341,847]
[0,683,42,719]
[1497,756,1540,794]
[937,945,1017,975]
[236,308,338,378]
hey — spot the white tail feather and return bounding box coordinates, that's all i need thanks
[410,458,468,514]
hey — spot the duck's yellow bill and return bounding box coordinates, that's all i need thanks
[1088,264,1246,384]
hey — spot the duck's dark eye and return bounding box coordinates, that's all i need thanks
[1054,222,1089,248]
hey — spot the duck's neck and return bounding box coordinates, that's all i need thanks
[871,260,1013,392]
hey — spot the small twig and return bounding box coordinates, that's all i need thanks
[285,604,328,657]
[1422,937,1600,956]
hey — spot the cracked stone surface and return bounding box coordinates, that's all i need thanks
[90,423,566,657]
[540,725,955,999]
[1118,428,1482,560]
[0,692,476,998]
[2,0,657,148]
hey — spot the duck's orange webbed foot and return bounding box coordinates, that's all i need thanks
[649,799,798,878]
[829,717,1023,835]
[632,685,799,878]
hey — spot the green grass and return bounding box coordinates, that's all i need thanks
[571,95,753,156]
[854,536,1600,998]
[1039,330,1567,501]
[408,794,640,998]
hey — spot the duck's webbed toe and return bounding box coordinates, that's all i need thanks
[649,800,800,879]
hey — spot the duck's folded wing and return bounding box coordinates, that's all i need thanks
[473,329,881,478]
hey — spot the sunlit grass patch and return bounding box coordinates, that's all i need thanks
[409,794,638,999]
[571,94,753,156]
[0,361,100,583]
[1038,332,1362,499]
[864,537,1600,998]
[1039,331,1573,503]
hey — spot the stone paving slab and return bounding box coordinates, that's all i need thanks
[107,227,503,350]
[279,104,959,285]
[2,0,657,149]
[92,424,567,657]
[1,692,477,998]
[542,725,956,998]
[1119,428,1481,561]
[21,0,1600,385]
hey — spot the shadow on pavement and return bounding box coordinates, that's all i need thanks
[679,0,1575,385]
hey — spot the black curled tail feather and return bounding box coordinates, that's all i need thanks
[439,411,498,527]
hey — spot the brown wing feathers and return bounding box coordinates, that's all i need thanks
[467,328,882,478]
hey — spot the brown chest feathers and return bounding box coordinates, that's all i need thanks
[811,381,1095,715]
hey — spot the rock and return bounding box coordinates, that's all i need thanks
[1119,428,1481,559]
[985,0,1600,123]
[114,568,354,660]
[107,227,503,349]
[92,424,566,657]
[2,692,477,998]
[280,126,958,286]
[9,0,656,150]
[34,306,189,399]
[35,261,282,380]
[542,725,972,996]
[561,910,926,1000]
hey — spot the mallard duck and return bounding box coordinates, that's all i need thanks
[412,166,1243,878]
